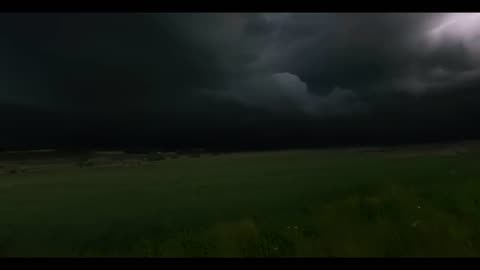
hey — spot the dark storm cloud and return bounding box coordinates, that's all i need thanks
[0,14,225,113]
[1,13,480,148]
[184,13,480,115]
[235,13,479,95]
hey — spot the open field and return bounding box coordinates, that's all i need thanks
[2,142,480,256]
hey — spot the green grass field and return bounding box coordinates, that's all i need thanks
[2,145,480,257]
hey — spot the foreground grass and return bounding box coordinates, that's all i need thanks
[1,149,480,256]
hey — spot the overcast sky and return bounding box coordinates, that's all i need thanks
[1,13,480,149]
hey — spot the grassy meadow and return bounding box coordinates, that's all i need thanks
[2,143,480,257]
